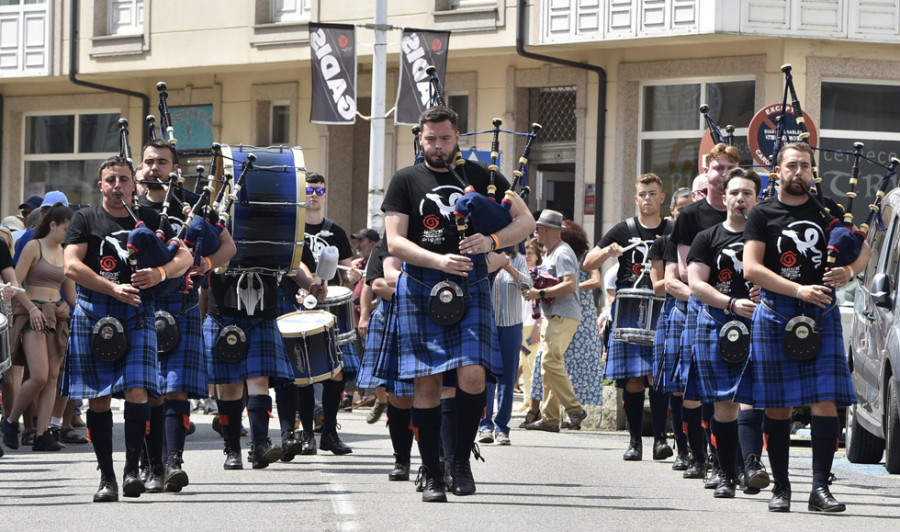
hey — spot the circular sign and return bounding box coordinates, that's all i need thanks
[747,103,818,167]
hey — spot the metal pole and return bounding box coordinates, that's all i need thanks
[367,0,388,232]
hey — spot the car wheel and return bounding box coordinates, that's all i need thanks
[845,403,885,464]
[885,378,900,474]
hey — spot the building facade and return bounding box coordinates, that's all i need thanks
[2,0,900,241]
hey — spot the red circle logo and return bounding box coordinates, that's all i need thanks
[99,256,117,272]
[422,214,441,230]
[431,38,443,52]
[338,35,348,49]
[780,251,798,268]
[718,269,733,283]
[632,263,643,275]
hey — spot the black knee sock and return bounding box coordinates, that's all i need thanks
[87,409,115,478]
[649,389,669,440]
[811,416,840,490]
[274,384,298,435]
[702,403,716,465]
[387,403,413,463]
[123,402,150,472]
[623,390,645,443]
[670,395,686,452]
[146,404,165,468]
[298,385,315,431]
[441,397,458,459]
[455,388,487,462]
[683,406,706,462]
[216,398,244,451]
[710,418,739,479]
[321,379,343,432]
[246,394,272,446]
[738,408,765,462]
[411,406,442,477]
[164,399,190,463]
[763,416,792,486]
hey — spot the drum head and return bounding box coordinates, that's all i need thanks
[323,286,353,305]
[277,310,336,337]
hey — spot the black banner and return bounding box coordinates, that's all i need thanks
[309,22,357,125]
[395,29,451,126]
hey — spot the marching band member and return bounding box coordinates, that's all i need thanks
[583,173,672,461]
[61,156,192,502]
[742,142,869,513]
[379,105,535,502]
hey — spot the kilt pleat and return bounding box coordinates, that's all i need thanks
[683,305,750,403]
[204,314,293,386]
[655,298,688,393]
[155,289,207,398]
[603,300,655,382]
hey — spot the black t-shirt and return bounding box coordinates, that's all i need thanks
[0,243,12,270]
[671,199,727,248]
[300,219,354,272]
[63,204,173,285]
[598,217,671,287]
[648,234,667,262]
[138,187,200,233]
[744,197,835,285]
[364,237,389,286]
[207,272,279,319]
[381,162,511,255]
[662,236,678,264]
[688,223,751,300]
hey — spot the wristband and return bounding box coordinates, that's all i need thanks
[726,297,735,315]
[29,306,39,314]
[539,289,546,299]
[796,286,804,300]
[204,256,213,271]
[157,266,167,282]
[844,265,855,278]
[489,233,500,251]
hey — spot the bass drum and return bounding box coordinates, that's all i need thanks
[217,145,307,274]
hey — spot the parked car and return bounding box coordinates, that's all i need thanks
[847,188,900,474]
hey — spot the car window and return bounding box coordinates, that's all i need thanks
[866,209,891,282]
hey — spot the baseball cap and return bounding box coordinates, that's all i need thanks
[40,190,69,208]
[18,195,43,211]
[351,228,380,242]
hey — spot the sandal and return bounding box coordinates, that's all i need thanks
[60,427,89,444]
[518,409,542,428]
[21,429,36,447]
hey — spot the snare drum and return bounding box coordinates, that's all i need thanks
[277,310,343,385]
[218,145,307,274]
[612,288,665,346]
[316,286,356,345]
[0,314,11,374]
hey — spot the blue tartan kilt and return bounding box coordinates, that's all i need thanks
[337,335,359,382]
[736,289,855,408]
[61,289,160,400]
[374,257,497,381]
[680,296,702,368]
[357,300,414,397]
[204,313,293,386]
[683,305,750,403]
[651,297,673,388]
[155,289,207,398]
[655,298,688,393]
[603,300,655,383]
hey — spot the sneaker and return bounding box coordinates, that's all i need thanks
[32,430,63,452]
[1,419,20,450]
[566,409,588,430]
[494,432,511,446]
[523,419,560,432]
[366,401,387,424]
[476,429,494,444]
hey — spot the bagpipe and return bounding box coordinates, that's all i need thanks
[529,266,561,319]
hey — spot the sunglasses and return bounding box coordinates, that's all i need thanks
[306,187,326,196]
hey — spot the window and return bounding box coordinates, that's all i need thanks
[108,0,143,36]
[638,79,755,197]
[819,81,900,225]
[0,0,51,77]
[270,0,310,23]
[447,94,469,137]
[271,102,291,145]
[23,112,120,206]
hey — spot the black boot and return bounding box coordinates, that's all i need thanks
[122,448,146,498]
[164,450,189,492]
[280,430,303,462]
[145,456,165,493]
[88,410,118,503]
[451,457,476,496]
[299,429,317,455]
[250,438,282,469]
[319,423,352,455]
[623,438,643,461]
[415,466,447,503]
[223,442,243,470]
[390,453,411,481]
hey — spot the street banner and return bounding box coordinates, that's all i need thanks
[395,28,451,126]
[309,22,357,124]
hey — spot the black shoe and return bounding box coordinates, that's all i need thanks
[250,439,283,469]
[47,426,66,448]
[714,476,737,498]
[808,486,846,513]
[672,450,690,471]
[769,482,792,512]
[739,472,760,495]
[415,467,447,503]
[652,439,673,460]
[280,430,303,462]
[744,454,771,491]
[440,455,454,492]
[164,464,189,493]
[683,459,707,479]
[299,430,317,455]
[223,445,243,470]
[144,467,165,493]
[1,419,20,450]
[93,478,119,503]
[705,464,722,489]
[451,459,476,496]
[319,430,353,455]
[389,454,410,481]
[623,441,643,461]
[32,430,63,452]
[122,469,146,498]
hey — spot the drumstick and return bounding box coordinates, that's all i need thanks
[0,282,26,293]
[336,264,366,275]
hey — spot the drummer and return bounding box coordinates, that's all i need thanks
[276,171,355,457]
[582,173,673,462]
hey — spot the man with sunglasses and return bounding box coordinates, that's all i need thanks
[275,172,356,460]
